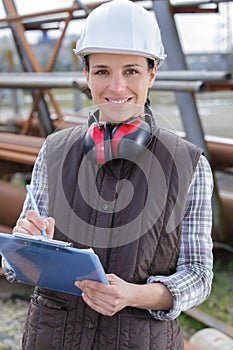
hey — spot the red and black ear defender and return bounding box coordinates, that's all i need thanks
[83,106,155,164]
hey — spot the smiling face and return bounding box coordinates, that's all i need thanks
[84,53,156,123]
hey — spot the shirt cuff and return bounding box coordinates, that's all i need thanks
[1,257,18,283]
[147,275,182,320]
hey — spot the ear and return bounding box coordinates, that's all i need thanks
[148,66,157,88]
[84,68,90,88]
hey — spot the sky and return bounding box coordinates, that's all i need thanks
[0,0,233,53]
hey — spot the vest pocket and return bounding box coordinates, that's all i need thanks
[22,292,69,350]
[117,313,169,350]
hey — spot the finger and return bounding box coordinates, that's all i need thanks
[81,291,116,316]
[77,280,121,304]
[106,273,119,284]
[12,223,30,235]
[75,281,111,303]
[26,211,56,238]
[13,218,42,236]
[43,217,55,239]
[75,280,122,316]
[76,279,110,292]
[26,210,47,232]
[79,283,119,309]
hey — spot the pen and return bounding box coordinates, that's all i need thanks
[26,184,47,238]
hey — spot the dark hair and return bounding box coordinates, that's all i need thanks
[147,58,155,70]
[83,55,89,71]
[83,56,155,72]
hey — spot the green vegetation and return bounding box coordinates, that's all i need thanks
[180,252,233,339]
[200,255,233,324]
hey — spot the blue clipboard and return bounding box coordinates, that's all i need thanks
[0,232,108,295]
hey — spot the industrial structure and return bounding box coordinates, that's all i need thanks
[0,1,232,346]
[0,0,232,238]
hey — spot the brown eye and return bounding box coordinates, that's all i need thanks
[94,69,109,75]
[125,69,139,75]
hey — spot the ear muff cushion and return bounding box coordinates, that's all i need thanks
[111,120,151,159]
[84,123,106,164]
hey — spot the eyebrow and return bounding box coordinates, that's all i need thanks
[91,63,143,69]
[91,64,108,69]
[124,64,143,68]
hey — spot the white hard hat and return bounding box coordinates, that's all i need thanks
[73,0,167,66]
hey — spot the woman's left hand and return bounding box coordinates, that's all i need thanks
[74,274,133,316]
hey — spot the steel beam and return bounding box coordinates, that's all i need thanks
[152,0,228,242]
[152,0,209,152]
[2,0,54,136]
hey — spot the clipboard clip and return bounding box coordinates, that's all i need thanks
[13,233,73,247]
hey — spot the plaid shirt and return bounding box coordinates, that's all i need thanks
[3,140,213,321]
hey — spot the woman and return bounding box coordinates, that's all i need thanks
[5,1,213,349]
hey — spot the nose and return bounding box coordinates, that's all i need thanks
[108,73,126,93]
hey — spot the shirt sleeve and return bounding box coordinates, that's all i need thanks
[147,154,214,320]
[19,140,49,220]
[2,142,49,283]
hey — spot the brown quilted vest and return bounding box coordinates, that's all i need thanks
[22,125,202,350]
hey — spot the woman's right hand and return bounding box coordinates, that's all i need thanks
[12,210,55,239]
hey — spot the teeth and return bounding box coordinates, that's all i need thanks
[108,98,128,104]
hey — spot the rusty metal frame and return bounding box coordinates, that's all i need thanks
[1,0,83,135]
[0,1,232,335]
[21,8,74,135]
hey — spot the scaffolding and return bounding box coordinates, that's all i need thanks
[0,3,233,346]
[0,0,232,242]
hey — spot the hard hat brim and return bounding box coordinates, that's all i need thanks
[73,48,166,67]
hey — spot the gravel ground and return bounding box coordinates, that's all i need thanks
[0,298,29,350]
[0,277,33,350]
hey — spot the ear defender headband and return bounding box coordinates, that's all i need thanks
[83,106,155,165]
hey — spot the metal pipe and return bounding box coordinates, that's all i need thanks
[152,81,207,92]
[185,307,233,338]
[0,71,231,87]
[0,70,231,81]
[0,73,206,92]
[172,0,230,8]
[206,135,233,169]
[177,132,233,170]
[156,71,233,82]
[0,180,26,228]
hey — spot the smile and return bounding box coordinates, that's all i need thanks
[107,98,131,104]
